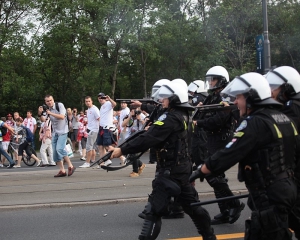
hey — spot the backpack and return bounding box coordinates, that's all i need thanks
[49,102,67,132]
[55,102,68,122]
[22,126,34,142]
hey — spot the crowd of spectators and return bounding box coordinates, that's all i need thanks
[0,94,150,177]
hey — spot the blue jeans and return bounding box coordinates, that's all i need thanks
[52,133,68,162]
[0,141,14,165]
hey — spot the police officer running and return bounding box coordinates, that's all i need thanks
[193,66,244,224]
[110,81,216,240]
[266,66,300,239]
[190,72,298,240]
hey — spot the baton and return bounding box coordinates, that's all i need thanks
[190,194,249,206]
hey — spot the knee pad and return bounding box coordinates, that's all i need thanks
[139,214,162,240]
[150,185,170,215]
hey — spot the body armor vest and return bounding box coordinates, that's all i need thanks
[155,109,189,167]
[239,108,297,189]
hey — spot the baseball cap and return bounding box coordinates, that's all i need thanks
[7,113,12,117]
[98,92,105,97]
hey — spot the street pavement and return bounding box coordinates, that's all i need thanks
[0,151,248,210]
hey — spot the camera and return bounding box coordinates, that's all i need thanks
[135,110,142,115]
[132,110,141,118]
[42,104,49,112]
[40,104,49,116]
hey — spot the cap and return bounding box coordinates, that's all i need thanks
[120,100,127,103]
[98,92,105,97]
[7,113,12,117]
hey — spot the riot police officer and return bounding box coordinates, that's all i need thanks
[190,72,298,240]
[132,79,170,164]
[110,81,216,240]
[194,66,244,224]
[188,80,209,167]
[266,66,300,239]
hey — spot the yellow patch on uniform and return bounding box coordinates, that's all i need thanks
[273,124,282,138]
[291,122,298,136]
[184,121,187,130]
[233,132,244,137]
[154,121,164,126]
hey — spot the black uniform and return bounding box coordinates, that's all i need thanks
[205,108,298,240]
[195,91,243,223]
[190,93,208,166]
[141,103,159,164]
[121,107,215,240]
[281,100,300,239]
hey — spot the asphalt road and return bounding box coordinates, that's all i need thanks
[0,197,250,240]
[0,152,296,239]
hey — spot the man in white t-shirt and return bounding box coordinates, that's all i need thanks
[79,96,100,168]
[118,101,130,145]
[23,110,37,149]
[96,92,117,166]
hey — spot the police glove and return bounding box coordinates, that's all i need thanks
[189,164,206,183]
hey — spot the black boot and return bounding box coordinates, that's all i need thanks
[200,227,217,240]
[138,215,162,240]
[138,211,146,219]
[228,202,245,224]
[211,210,230,225]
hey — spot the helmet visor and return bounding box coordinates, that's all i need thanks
[269,84,282,91]
[205,76,221,89]
[151,85,160,96]
[188,82,198,93]
[154,85,174,101]
[221,78,251,98]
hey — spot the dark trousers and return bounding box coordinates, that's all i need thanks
[205,133,239,213]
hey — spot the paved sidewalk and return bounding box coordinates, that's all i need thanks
[0,152,247,210]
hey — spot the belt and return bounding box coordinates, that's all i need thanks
[266,170,291,186]
[100,126,110,129]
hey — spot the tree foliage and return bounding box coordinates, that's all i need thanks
[1,0,300,116]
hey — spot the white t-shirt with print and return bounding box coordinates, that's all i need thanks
[87,105,100,132]
[119,107,130,132]
[124,113,145,139]
[23,117,37,133]
[99,101,114,128]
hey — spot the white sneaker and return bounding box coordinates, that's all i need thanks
[120,158,126,166]
[100,160,112,167]
[0,164,3,167]
[80,157,86,161]
[79,162,90,168]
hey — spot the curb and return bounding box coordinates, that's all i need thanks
[0,190,249,211]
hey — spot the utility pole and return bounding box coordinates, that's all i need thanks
[262,0,271,73]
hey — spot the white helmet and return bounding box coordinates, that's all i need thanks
[205,66,229,91]
[266,66,300,100]
[221,72,281,107]
[154,81,194,110]
[172,78,188,91]
[151,79,170,97]
[188,80,207,93]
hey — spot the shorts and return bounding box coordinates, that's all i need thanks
[86,131,98,152]
[96,128,116,146]
[2,141,9,151]
[18,141,33,157]
[52,133,68,162]
[70,129,79,142]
